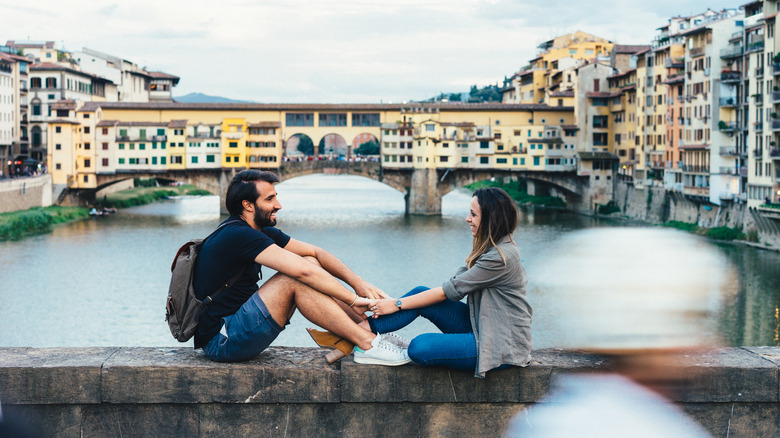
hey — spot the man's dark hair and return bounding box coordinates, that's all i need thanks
[225,170,280,216]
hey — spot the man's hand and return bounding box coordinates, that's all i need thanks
[351,296,372,314]
[353,280,390,300]
[368,298,400,318]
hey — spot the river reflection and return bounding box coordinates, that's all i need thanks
[0,174,778,349]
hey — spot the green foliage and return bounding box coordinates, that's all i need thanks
[0,206,88,241]
[597,201,621,215]
[133,177,158,188]
[354,139,380,156]
[296,134,314,156]
[99,185,209,209]
[746,228,759,243]
[186,188,212,196]
[662,221,745,241]
[468,84,502,103]
[465,179,566,207]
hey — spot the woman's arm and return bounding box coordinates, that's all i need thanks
[369,287,447,317]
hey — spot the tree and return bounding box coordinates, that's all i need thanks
[354,139,379,156]
[296,134,314,156]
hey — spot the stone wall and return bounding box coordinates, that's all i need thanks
[1,347,779,437]
[0,175,52,214]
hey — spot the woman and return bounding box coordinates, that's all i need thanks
[367,187,532,377]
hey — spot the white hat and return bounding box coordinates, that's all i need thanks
[533,227,733,351]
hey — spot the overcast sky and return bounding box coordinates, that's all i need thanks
[2,0,741,103]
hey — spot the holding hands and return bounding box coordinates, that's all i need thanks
[368,298,400,318]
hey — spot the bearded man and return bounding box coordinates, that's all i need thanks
[192,170,408,365]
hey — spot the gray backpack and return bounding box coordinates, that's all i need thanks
[165,220,245,342]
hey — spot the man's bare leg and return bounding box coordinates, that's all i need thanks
[257,273,376,351]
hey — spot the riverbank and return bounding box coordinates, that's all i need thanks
[97,184,211,209]
[465,179,566,207]
[0,206,89,241]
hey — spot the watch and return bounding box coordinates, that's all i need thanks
[395,299,403,310]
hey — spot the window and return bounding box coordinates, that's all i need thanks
[152,157,157,165]
[229,141,238,148]
[84,143,90,150]
[55,126,61,133]
[84,159,91,168]
[496,158,507,164]
[55,144,61,150]
[84,127,90,134]
[480,141,490,149]
[461,157,468,163]
[161,157,167,165]
[55,163,61,170]
[286,113,314,126]
[319,113,347,127]
[207,155,215,163]
[480,156,489,164]
[118,143,125,150]
[157,128,165,136]
[102,158,108,166]
[352,113,380,126]
[191,156,198,164]
[425,124,435,132]
[118,158,125,164]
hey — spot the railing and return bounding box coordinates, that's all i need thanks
[545,149,563,157]
[681,165,709,173]
[684,186,710,196]
[719,167,739,175]
[720,147,738,156]
[754,94,764,105]
[720,46,743,58]
[771,148,780,157]
[719,97,738,107]
[150,135,167,141]
[747,40,765,53]
[665,57,684,68]
[756,67,765,77]
[754,148,764,156]
[774,63,780,75]
[718,121,738,131]
[755,122,764,131]
[774,91,780,102]
[773,120,780,131]
[721,71,741,82]
[690,46,705,57]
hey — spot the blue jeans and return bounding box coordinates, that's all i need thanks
[369,286,478,372]
[202,293,283,362]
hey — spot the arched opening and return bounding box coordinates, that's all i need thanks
[317,133,347,158]
[352,133,378,158]
[285,133,314,157]
[31,125,42,147]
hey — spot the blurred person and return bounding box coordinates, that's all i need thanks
[503,228,732,437]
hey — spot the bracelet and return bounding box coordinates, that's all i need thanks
[348,295,358,308]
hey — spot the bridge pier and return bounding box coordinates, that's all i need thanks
[407,168,442,215]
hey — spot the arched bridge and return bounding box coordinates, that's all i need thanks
[72,161,598,215]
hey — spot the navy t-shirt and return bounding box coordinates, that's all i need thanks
[193,217,290,349]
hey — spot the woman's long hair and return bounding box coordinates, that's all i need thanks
[465,187,519,269]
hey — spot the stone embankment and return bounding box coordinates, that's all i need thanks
[1,346,779,437]
[0,175,52,214]
[614,181,780,250]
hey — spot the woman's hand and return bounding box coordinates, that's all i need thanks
[368,298,400,318]
[351,296,372,313]
[354,280,390,300]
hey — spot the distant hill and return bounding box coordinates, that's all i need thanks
[174,92,253,103]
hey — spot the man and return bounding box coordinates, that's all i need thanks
[193,169,408,365]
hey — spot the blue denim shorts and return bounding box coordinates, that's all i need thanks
[202,293,283,362]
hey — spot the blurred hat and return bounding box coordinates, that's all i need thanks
[535,227,732,351]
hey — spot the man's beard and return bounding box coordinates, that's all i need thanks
[253,204,277,228]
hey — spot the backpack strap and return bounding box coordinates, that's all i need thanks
[201,218,249,305]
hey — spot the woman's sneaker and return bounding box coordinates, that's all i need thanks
[382,332,411,349]
[353,334,411,366]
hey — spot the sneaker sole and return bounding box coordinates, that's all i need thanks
[353,356,412,366]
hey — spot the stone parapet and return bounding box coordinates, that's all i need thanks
[0,347,778,437]
[0,174,52,213]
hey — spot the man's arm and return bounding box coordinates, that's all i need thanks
[255,244,372,307]
[283,238,389,300]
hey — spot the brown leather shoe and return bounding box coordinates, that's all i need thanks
[306,328,355,363]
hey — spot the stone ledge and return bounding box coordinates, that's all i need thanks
[1,347,778,405]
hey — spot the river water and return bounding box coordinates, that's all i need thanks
[1,174,779,349]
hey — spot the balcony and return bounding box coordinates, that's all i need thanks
[755,122,764,132]
[774,91,780,103]
[718,121,738,132]
[665,57,684,68]
[756,67,765,78]
[720,46,743,59]
[754,94,764,105]
[690,46,705,58]
[720,147,738,156]
[774,63,780,75]
[773,119,780,131]
[721,70,741,82]
[747,40,765,53]
[719,97,738,107]
[545,149,563,157]
[719,166,740,175]
[771,148,780,158]
[684,186,710,197]
[754,148,764,157]
[681,165,709,173]
[150,135,167,141]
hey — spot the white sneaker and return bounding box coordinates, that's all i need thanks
[382,332,411,349]
[353,333,411,366]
